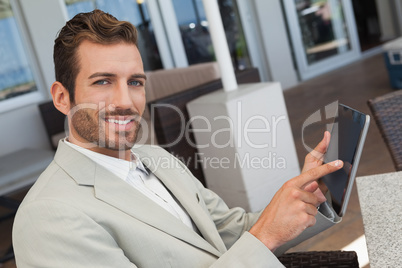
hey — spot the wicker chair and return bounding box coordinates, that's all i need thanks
[368,90,402,171]
[0,197,19,264]
[38,100,67,150]
[278,250,359,267]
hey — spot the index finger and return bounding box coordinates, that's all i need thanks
[293,160,343,189]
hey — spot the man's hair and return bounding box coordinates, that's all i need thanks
[53,9,138,102]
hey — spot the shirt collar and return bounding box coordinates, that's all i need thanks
[63,139,149,180]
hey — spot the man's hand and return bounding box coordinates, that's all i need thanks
[249,157,342,252]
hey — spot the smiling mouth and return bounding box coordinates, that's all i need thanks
[106,118,134,125]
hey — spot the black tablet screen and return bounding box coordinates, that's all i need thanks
[322,104,367,216]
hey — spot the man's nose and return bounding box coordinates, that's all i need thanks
[112,83,132,109]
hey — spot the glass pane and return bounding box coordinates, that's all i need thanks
[295,0,351,64]
[65,0,163,71]
[172,0,251,70]
[0,1,37,102]
[65,0,95,14]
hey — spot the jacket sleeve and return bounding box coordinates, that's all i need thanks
[188,161,341,260]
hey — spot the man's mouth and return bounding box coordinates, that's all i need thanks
[104,116,138,131]
[106,118,134,125]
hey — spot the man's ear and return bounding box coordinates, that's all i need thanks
[51,81,71,115]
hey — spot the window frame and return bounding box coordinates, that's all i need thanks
[0,0,47,114]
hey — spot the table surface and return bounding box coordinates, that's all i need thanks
[356,171,402,268]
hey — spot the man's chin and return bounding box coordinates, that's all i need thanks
[103,143,134,151]
[98,138,136,151]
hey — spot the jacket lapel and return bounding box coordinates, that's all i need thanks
[136,146,227,254]
[54,141,221,257]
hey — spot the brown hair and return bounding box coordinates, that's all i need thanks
[53,9,138,102]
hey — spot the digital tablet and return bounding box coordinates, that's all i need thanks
[321,104,370,217]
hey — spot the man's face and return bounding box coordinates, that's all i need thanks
[68,40,146,155]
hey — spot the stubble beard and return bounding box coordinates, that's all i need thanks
[70,106,142,151]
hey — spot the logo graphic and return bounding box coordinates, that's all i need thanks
[301,101,339,161]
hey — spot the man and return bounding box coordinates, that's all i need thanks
[13,10,342,267]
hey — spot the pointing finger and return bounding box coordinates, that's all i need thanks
[293,160,343,189]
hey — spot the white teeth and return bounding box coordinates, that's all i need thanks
[106,119,132,125]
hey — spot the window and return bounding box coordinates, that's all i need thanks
[172,0,252,70]
[0,0,39,105]
[295,0,351,64]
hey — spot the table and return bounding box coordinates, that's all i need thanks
[356,171,402,267]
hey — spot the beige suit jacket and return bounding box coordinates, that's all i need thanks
[13,141,340,267]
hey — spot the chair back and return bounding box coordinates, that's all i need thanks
[368,90,402,171]
[38,101,67,150]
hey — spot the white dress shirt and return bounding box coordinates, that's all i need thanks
[64,139,197,232]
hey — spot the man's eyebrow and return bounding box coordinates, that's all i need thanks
[131,73,147,81]
[88,72,115,79]
[88,73,147,80]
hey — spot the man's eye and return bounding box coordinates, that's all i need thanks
[94,80,108,85]
[128,80,143,86]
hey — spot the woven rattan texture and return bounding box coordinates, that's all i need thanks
[278,250,359,268]
[368,90,402,171]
